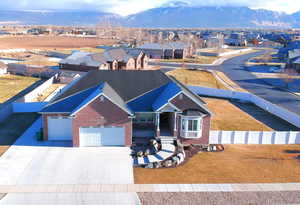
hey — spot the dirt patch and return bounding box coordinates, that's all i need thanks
[138,192,300,205]
[134,145,300,184]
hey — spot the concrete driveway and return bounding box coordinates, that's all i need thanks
[0,118,140,205]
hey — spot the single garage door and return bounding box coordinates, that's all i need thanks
[48,116,72,140]
[79,127,125,147]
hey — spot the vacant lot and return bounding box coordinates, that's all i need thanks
[0,36,116,49]
[167,69,228,90]
[0,113,39,156]
[0,74,39,103]
[203,98,272,131]
[134,145,300,184]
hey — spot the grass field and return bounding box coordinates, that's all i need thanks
[203,98,272,131]
[0,36,116,49]
[160,56,219,64]
[134,145,300,184]
[0,74,39,103]
[167,69,228,90]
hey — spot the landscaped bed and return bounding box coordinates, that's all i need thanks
[167,69,228,90]
[0,74,39,103]
[134,144,300,184]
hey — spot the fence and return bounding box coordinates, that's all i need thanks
[189,86,300,128]
[209,131,300,145]
[12,102,48,113]
[16,74,58,102]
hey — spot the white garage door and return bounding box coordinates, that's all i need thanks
[79,127,125,147]
[48,116,72,140]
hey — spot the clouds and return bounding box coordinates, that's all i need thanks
[0,0,298,15]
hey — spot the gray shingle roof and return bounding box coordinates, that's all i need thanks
[54,70,172,103]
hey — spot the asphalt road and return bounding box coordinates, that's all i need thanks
[154,51,300,116]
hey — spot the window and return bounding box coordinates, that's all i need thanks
[181,117,202,138]
[133,113,155,123]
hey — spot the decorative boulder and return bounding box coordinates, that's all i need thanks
[144,149,150,156]
[137,151,144,157]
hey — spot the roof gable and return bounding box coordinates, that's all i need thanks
[152,82,182,111]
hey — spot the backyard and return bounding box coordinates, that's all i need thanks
[0,74,39,103]
[134,145,300,184]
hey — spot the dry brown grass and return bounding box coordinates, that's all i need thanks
[203,98,272,131]
[33,84,64,102]
[134,145,300,184]
[0,36,116,49]
[167,69,228,90]
[160,56,219,64]
[0,74,39,103]
[213,71,248,92]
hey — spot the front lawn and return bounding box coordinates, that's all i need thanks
[0,74,39,103]
[134,145,300,184]
[160,56,218,64]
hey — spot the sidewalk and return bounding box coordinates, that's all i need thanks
[0,183,299,193]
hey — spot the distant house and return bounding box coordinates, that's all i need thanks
[59,48,148,72]
[39,70,212,147]
[291,57,300,72]
[138,42,194,59]
[0,62,7,75]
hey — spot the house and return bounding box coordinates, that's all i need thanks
[59,48,148,72]
[138,42,194,59]
[39,70,212,147]
[0,62,7,75]
[291,57,300,72]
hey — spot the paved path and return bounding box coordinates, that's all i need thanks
[0,183,299,193]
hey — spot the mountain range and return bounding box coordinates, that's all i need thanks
[0,5,300,28]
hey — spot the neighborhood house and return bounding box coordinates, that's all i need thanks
[0,62,7,75]
[59,48,149,72]
[138,42,194,59]
[40,70,211,147]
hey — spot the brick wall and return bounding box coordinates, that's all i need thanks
[171,93,211,145]
[72,95,132,147]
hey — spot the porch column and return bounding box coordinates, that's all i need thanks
[174,112,177,131]
[156,113,160,131]
[156,113,160,137]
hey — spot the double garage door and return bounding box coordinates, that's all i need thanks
[79,127,125,147]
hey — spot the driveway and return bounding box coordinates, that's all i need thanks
[0,117,140,205]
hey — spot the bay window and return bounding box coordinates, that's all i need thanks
[181,117,202,138]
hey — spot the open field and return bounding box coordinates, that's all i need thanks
[167,69,228,90]
[0,113,39,157]
[0,36,116,50]
[0,74,39,103]
[203,98,272,131]
[134,145,300,184]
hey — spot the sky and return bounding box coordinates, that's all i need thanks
[0,0,299,16]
